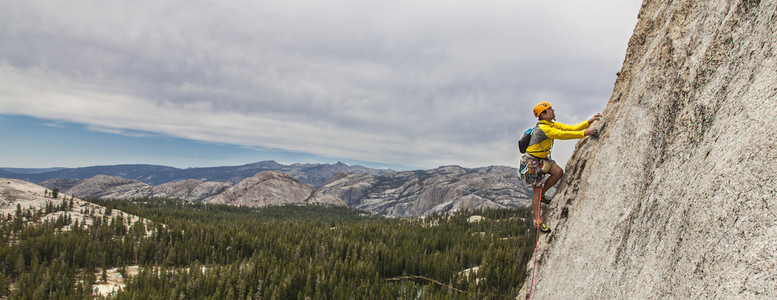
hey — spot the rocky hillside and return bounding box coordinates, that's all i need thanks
[62,175,152,200]
[0,178,148,229]
[520,1,776,299]
[42,176,232,202]
[41,165,531,217]
[207,172,344,207]
[319,165,531,217]
[151,180,233,202]
[42,172,345,208]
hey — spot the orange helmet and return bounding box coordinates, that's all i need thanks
[533,102,551,118]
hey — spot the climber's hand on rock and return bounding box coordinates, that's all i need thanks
[588,113,602,124]
[585,128,599,137]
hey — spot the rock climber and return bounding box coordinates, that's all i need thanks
[521,102,601,233]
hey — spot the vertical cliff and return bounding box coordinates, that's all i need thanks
[521,0,776,298]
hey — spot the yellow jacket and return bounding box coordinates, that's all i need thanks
[525,120,590,158]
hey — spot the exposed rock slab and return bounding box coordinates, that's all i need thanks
[521,1,777,299]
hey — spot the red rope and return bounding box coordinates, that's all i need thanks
[527,205,540,299]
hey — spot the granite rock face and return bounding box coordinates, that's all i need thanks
[520,1,777,299]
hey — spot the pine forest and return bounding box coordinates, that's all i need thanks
[0,198,536,299]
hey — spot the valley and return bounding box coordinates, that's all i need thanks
[0,178,535,298]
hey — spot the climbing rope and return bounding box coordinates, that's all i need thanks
[527,204,540,299]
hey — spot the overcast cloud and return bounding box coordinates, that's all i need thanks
[0,0,642,169]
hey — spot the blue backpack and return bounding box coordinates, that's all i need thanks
[518,127,533,153]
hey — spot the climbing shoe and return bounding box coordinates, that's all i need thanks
[538,222,551,233]
[541,195,552,204]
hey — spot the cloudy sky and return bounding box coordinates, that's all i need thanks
[0,0,642,170]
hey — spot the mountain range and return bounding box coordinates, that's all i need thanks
[26,163,530,217]
[0,161,390,187]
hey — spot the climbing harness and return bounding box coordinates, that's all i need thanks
[519,155,553,188]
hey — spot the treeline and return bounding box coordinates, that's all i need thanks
[1,198,536,299]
